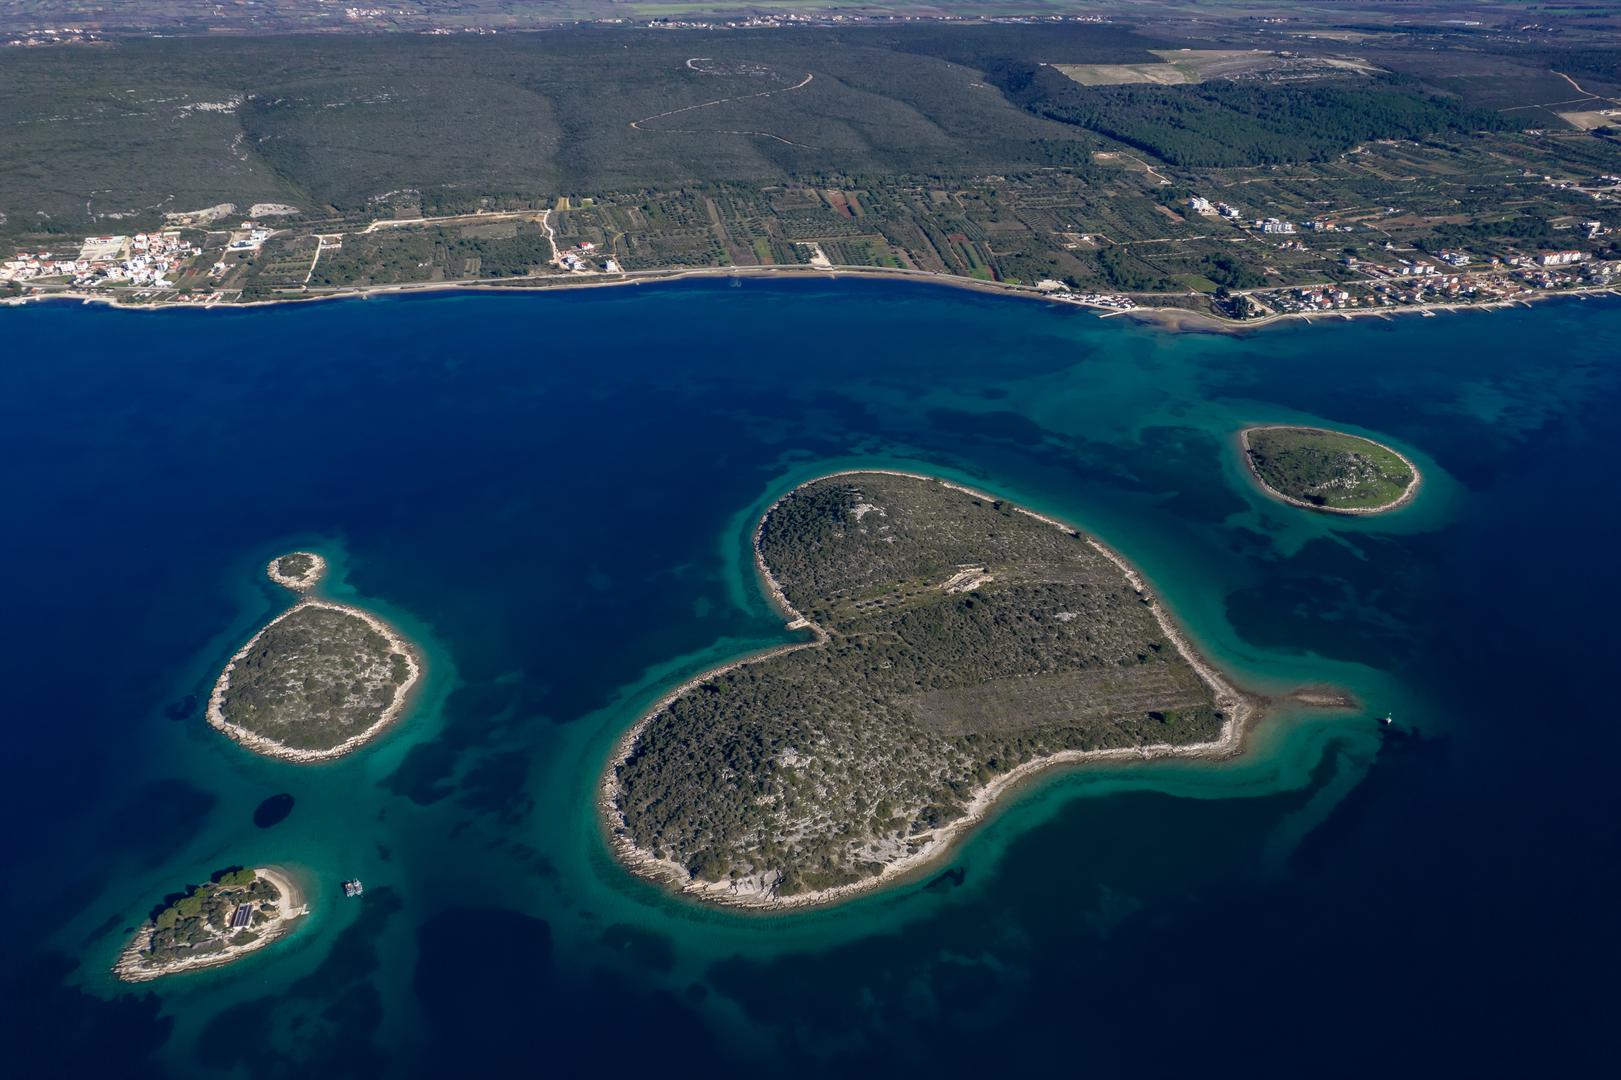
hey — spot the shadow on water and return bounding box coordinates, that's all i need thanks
[252,793,295,829]
[599,922,677,973]
[922,867,967,894]
[79,911,129,947]
[162,695,197,722]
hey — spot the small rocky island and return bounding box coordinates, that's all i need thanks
[605,471,1254,908]
[266,550,324,591]
[115,867,307,982]
[1240,425,1420,513]
[208,552,420,762]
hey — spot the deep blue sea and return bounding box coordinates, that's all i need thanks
[1,280,1616,1077]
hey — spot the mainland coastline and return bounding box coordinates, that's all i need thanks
[7,261,1619,336]
[602,469,1344,912]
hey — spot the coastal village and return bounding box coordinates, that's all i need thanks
[4,169,1619,326]
[5,229,201,292]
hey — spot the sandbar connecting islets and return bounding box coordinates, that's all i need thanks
[602,469,1263,911]
[207,552,421,763]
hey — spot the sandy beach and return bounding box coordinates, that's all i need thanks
[602,469,1273,911]
[1119,291,1587,334]
[113,865,309,983]
[1239,424,1423,515]
[1,262,1080,315]
[207,599,422,763]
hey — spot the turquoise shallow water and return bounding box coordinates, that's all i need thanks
[1,280,1616,1076]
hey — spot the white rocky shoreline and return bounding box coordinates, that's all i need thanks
[266,550,326,591]
[113,866,308,983]
[602,469,1272,912]
[1239,424,1423,515]
[7,263,1618,340]
[206,552,422,764]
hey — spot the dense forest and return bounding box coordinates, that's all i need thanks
[995,63,1517,167]
[140,869,281,965]
[5,21,1506,222]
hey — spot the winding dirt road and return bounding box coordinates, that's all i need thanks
[629,67,817,147]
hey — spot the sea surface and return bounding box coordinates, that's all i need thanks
[1,280,1615,1077]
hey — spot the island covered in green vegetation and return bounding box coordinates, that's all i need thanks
[114,866,307,982]
[1240,425,1421,513]
[605,471,1259,908]
[207,551,420,762]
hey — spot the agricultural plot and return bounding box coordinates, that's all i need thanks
[610,473,1229,898]
[3,20,1617,318]
[1056,49,1382,88]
